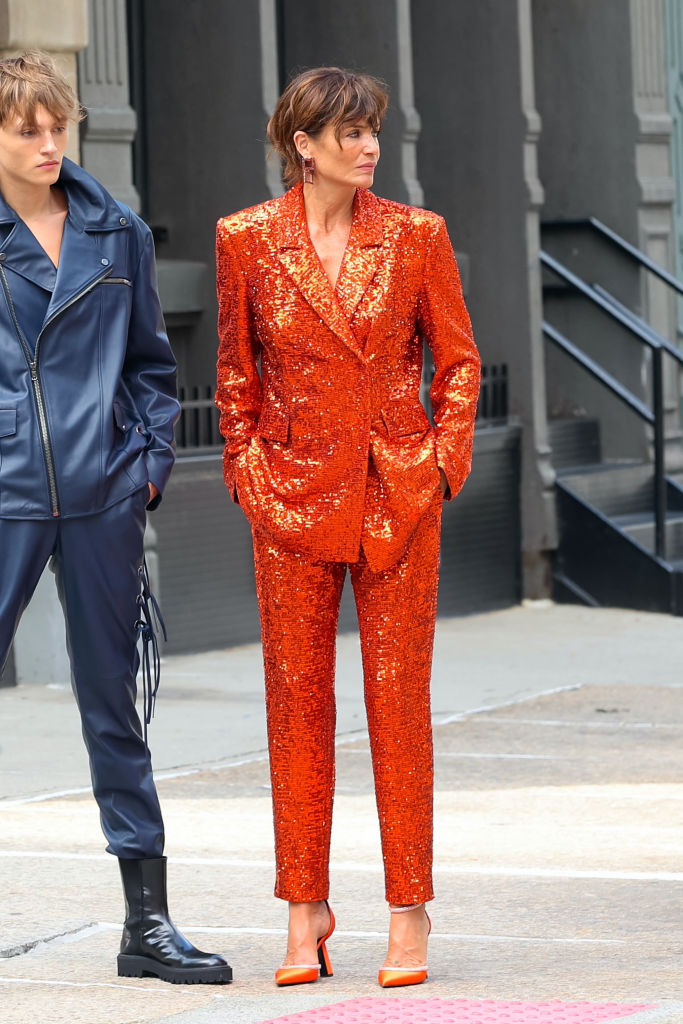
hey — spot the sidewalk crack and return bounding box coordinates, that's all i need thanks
[0,921,101,959]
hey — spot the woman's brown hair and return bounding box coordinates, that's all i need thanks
[0,50,83,126]
[268,67,389,187]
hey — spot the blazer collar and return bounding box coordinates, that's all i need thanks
[274,184,383,358]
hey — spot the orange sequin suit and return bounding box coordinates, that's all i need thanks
[216,183,480,904]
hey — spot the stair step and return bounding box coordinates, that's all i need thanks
[559,462,654,517]
[612,510,683,527]
[615,512,683,561]
[549,417,601,469]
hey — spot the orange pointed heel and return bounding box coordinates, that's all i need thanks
[275,901,335,986]
[378,903,431,988]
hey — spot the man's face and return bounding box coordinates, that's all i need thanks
[0,103,68,193]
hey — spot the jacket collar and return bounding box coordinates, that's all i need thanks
[0,157,129,232]
[274,184,384,358]
[0,159,128,331]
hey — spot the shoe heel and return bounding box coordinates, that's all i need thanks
[318,938,333,978]
[117,954,146,978]
[317,902,335,978]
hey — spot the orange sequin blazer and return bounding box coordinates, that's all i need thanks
[216,184,480,572]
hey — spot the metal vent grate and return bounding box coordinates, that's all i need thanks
[176,385,222,452]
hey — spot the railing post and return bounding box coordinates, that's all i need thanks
[652,345,666,560]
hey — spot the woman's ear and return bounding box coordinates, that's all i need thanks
[293,130,309,158]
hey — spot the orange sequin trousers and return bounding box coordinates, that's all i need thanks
[252,504,441,906]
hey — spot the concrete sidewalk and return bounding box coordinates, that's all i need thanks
[1,603,683,1023]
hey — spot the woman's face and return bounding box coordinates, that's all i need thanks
[297,118,380,189]
[0,103,68,193]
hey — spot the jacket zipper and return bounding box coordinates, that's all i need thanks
[0,262,113,517]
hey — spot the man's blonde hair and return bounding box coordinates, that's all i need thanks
[0,50,83,126]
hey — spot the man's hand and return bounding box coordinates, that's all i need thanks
[148,482,160,504]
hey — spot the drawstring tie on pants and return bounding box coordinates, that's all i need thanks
[134,558,166,746]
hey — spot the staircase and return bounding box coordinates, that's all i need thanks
[540,217,683,617]
[549,417,683,614]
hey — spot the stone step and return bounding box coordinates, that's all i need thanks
[613,510,683,561]
[548,416,601,469]
[559,461,653,517]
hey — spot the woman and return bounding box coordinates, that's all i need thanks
[216,67,480,987]
[0,51,231,984]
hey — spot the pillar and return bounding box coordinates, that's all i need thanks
[77,0,138,210]
[414,0,556,598]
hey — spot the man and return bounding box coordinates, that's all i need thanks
[0,50,231,984]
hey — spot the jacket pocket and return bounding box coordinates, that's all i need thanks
[258,403,290,443]
[112,400,148,458]
[0,408,17,438]
[113,400,147,439]
[381,403,431,438]
[113,400,127,433]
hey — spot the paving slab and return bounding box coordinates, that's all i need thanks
[2,605,683,1023]
[2,604,682,800]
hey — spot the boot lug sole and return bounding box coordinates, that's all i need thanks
[117,954,233,984]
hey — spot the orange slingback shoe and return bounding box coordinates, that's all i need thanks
[275,901,335,986]
[378,903,432,988]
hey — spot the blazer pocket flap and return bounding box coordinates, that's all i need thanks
[0,408,17,438]
[258,404,290,443]
[381,403,430,437]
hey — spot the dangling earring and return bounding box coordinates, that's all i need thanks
[302,155,315,184]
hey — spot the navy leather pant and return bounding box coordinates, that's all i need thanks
[0,489,165,858]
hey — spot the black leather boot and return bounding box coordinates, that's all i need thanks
[117,856,232,984]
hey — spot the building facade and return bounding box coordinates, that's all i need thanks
[1,0,681,682]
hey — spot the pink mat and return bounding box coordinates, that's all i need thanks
[260,997,655,1024]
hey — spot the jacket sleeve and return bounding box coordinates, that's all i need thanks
[417,216,481,500]
[215,221,263,502]
[123,217,180,509]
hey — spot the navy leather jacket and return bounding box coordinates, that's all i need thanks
[0,158,179,519]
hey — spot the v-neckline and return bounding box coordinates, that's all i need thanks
[306,229,352,295]
[24,207,67,270]
[304,192,358,294]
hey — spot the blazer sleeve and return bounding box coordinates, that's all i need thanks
[215,221,263,501]
[123,216,180,509]
[417,216,481,500]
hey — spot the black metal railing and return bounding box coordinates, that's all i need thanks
[543,217,683,298]
[541,221,683,561]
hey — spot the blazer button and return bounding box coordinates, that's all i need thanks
[119,217,128,226]
[101,258,109,266]
[0,253,6,261]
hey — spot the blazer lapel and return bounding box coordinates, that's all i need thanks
[274,185,365,359]
[335,188,383,324]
